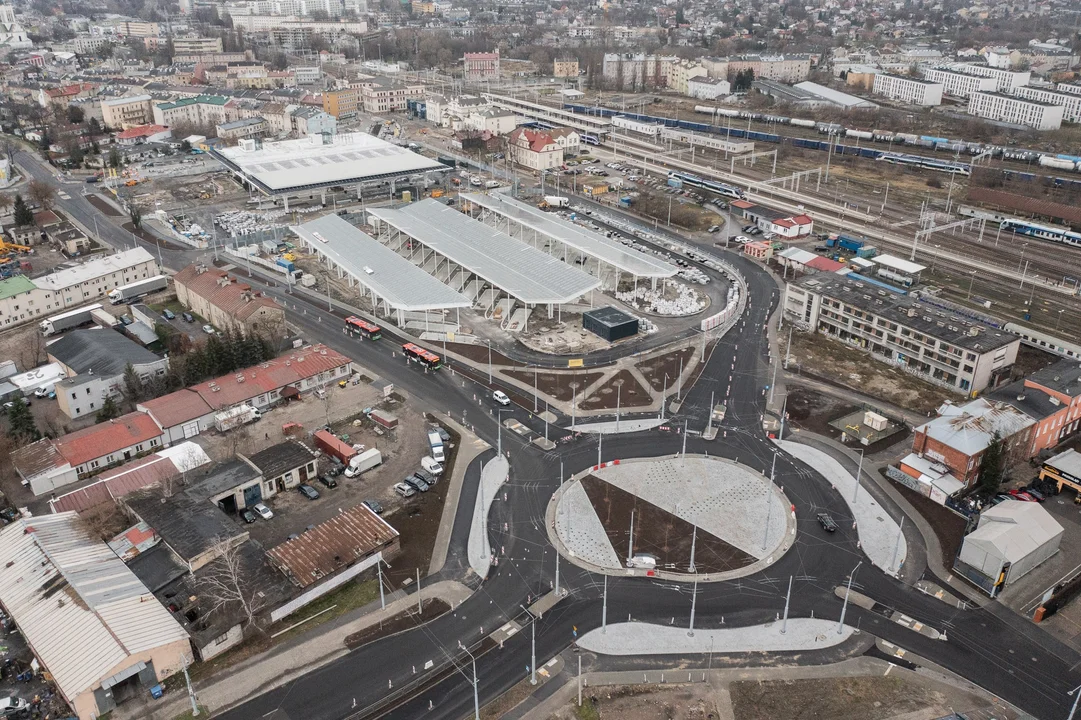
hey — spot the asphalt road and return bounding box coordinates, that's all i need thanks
[14,149,1081,720]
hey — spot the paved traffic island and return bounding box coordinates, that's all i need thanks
[548,455,796,582]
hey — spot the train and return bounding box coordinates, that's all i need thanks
[1004,322,1081,360]
[558,102,1081,187]
[957,206,1081,247]
[667,171,745,199]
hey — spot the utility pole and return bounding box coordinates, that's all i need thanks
[1068,684,1081,720]
[627,509,635,560]
[688,524,697,573]
[781,575,792,634]
[852,449,865,504]
[459,642,481,720]
[522,606,537,685]
[838,561,862,635]
[417,568,422,614]
[602,574,608,634]
[378,559,385,610]
[183,656,199,716]
[688,575,698,637]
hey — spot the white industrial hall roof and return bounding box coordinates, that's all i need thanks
[462,192,678,279]
[212,132,445,195]
[368,200,601,305]
[293,214,471,312]
[0,513,189,704]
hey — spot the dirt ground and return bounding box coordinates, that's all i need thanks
[580,369,651,410]
[445,341,525,367]
[581,474,754,573]
[637,347,696,392]
[784,384,858,435]
[555,685,716,720]
[87,193,122,216]
[882,467,969,568]
[503,369,605,402]
[343,598,450,649]
[518,312,625,356]
[788,330,954,415]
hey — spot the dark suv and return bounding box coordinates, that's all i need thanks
[817,513,838,532]
[318,475,339,489]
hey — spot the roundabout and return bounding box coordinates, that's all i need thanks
[548,454,796,581]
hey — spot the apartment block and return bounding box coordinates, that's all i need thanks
[553,58,579,78]
[171,36,223,54]
[322,87,358,118]
[667,60,707,95]
[359,77,423,113]
[923,67,998,98]
[152,94,230,127]
[949,63,1030,92]
[727,54,812,84]
[968,91,1064,131]
[1012,86,1081,123]
[507,128,562,171]
[101,94,154,129]
[872,73,943,106]
[783,273,1018,393]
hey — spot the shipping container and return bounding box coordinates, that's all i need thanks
[314,429,359,465]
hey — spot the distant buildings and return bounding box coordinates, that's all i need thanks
[171,35,224,55]
[0,4,32,54]
[968,91,1064,131]
[923,67,998,99]
[948,62,1030,93]
[1013,86,1081,123]
[101,94,154,129]
[872,73,944,106]
[726,54,812,84]
[322,87,359,119]
[359,76,424,113]
[553,57,579,78]
[153,94,230,127]
[463,51,499,82]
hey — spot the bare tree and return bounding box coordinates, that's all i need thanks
[27,179,56,211]
[0,193,13,217]
[199,538,265,632]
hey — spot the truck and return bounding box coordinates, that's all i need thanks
[40,303,104,336]
[108,274,169,304]
[344,448,383,478]
[214,405,261,432]
[314,429,359,466]
[825,234,865,253]
[542,195,570,209]
[276,258,295,273]
[428,430,445,463]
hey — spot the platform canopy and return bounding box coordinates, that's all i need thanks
[368,200,600,305]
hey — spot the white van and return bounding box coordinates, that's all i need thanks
[626,554,657,570]
[421,456,444,475]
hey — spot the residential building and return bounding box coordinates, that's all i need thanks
[294,66,321,84]
[743,240,773,261]
[463,51,499,82]
[0,4,32,53]
[923,68,998,98]
[48,329,169,419]
[46,221,90,255]
[152,95,230,128]
[290,106,336,136]
[217,116,269,140]
[358,76,424,114]
[949,63,1030,93]
[989,360,1081,456]
[74,36,111,54]
[968,91,1063,131]
[172,264,285,337]
[172,36,223,55]
[0,248,158,330]
[554,58,578,78]
[465,108,517,135]
[1012,86,1081,123]
[507,127,562,171]
[12,411,165,492]
[912,398,1036,487]
[37,82,96,108]
[686,76,731,100]
[115,124,172,145]
[872,73,943,106]
[322,87,358,118]
[602,53,668,90]
[667,60,707,95]
[240,440,317,498]
[115,20,159,37]
[783,273,1019,393]
[173,50,250,64]
[101,94,154,129]
[728,54,812,84]
[547,127,580,156]
[0,513,191,720]
[138,344,352,443]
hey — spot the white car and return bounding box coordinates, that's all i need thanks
[252,503,273,520]
[492,390,511,406]
[733,235,750,244]
[421,456,444,475]
[202,324,216,334]
[394,482,416,498]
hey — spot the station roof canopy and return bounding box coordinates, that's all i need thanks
[293,214,471,312]
[212,132,445,196]
[873,254,926,275]
[368,200,601,305]
[461,193,678,279]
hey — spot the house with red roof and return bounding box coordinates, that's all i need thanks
[507,127,563,171]
[37,82,96,109]
[115,124,172,145]
[173,263,286,339]
[138,344,353,444]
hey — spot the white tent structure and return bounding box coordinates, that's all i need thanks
[958,501,1063,588]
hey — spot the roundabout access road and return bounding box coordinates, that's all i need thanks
[18,148,1079,719]
[213,250,1081,720]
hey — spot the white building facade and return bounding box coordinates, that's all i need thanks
[968,91,1064,131]
[923,68,998,98]
[872,73,943,106]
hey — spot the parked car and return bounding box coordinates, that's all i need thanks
[363,499,384,514]
[431,426,450,443]
[1008,489,1036,502]
[182,312,194,322]
[298,484,320,500]
[239,508,256,524]
[394,482,417,498]
[708,225,720,233]
[162,309,176,320]
[318,475,339,489]
[817,513,838,532]
[253,503,274,520]
[0,696,29,717]
[414,469,436,487]
[421,456,444,475]
[404,474,430,493]
[492,390,511,406]
[202,324,216,334]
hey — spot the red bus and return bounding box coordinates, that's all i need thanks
[402,343,442,370]
[345,316,382,340]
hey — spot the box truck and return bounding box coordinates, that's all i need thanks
[344,448,382,478]
[108,275,169,304]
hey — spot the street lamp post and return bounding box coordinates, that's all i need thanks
[459,642,481,720]
[851,449,865,504]
[522,606,537,685]
[967,270,977,299]
[1068,683,1081,720]
[496,409,509,456]
[838,561,863,635]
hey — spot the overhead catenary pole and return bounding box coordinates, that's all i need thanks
[781,575,792,634]
[602,574,608,633]
[417,568,422,615]
[688,574,698,637]
[838,561,862,635]
[851,449,865,504]
[1067,684,1081,720]
[378,559,386,610]
[627,509,635,561]
[688,524,697,573]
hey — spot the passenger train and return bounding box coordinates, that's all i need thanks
[666,171,745,199]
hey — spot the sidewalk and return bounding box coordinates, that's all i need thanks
[429,415,489,575]
[115,580,474,720]
[468,455,510,578]
[577,618,854,656]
